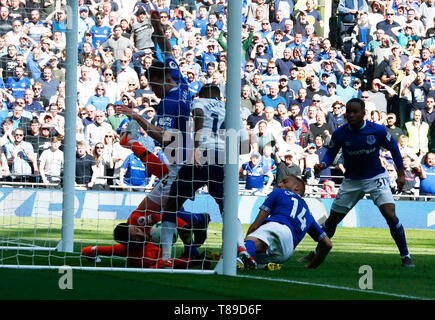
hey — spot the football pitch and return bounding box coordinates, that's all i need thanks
[0,221,434,301]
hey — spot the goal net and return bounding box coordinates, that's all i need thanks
[0,1,243,275]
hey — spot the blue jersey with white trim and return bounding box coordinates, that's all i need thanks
[322,121,404,180]
[155,56,193,162]
[260,189,326,249]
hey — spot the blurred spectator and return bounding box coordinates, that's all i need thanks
[404,109,430,157]
[402,71,433,120]
[254,106,284,137]
[335,73,358,103]
[261,144,276,177]
[83,105,97,128]
[261,83,287,109]
[36,124,53,156]
[400,154,424,199]
[302,143,320,184]
[88,142,114,191]
[275,151,302,185]
[0,45,19,79]
[251,119,279,155]
[239,151,274,194]
[419,152,435,199]
[302,104,318,125]
[37,66,59,101]
[84,110,113,151]
[0,117,15,148]
[106,103,129,131]
[397,134,420,163]
[274,102,289,126]
[3,127,38,181]
[85,83,111,112]
[326,101,346,132]
[6,65,32,100]
[118,152,148,190]
[275,130,304,169]
[308,111,332,144]
[246,100,266,130]
[290,113,310,148]
[101,129,130,185]
[386,163,398,194]
[31,82,49,109]
[385,113,404,143]
[240,84,256,113]
[23,89,44,118]
[77,65,97,107]
[25,118,42,153]
[422,95,435,127]
[320,180,337,199]
[103,24,135,61]
[289,87,312,114]
[39,136,63,186]
[75,140,96,188]
[10,103,31,131]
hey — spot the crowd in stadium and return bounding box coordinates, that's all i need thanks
[0,0,433,198]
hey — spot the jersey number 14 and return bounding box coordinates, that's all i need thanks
[289,198,307,231]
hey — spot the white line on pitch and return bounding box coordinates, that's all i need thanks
[237,275,431,300]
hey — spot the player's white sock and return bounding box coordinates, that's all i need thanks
[161,221,176,259]
[236,218,245,248]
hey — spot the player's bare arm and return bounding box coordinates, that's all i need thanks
[304,236,332,269]
[314,162,325,175]
[150,10,172,56]
[116,105,165,145]
[246,209,268,236]
[395,168,406,193]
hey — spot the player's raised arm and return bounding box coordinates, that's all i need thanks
[150,10,172,57]
[116,105,166,145]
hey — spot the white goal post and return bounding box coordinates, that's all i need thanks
[0,0,243,276]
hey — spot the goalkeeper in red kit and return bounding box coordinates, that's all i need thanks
[81,207,210,268]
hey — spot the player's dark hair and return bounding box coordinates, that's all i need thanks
[199,84,221,99]
[113,223,130,244]
[293,175,306,196]
[283,174,306,196]
[346,98,365,110]
[146,60,168,82]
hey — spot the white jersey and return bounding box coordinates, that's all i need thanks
[192,98,226,152]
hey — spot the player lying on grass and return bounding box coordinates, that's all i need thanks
[237,174,333,270]
[81,208,210,268]
[299,98,415,268]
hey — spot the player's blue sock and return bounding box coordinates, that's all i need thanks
[244,240,256,259]
[177,208,206,227]
[388,218,409,257]
[183,245,199,258]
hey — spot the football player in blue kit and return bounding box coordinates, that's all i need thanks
[237,174,333,270]
[116,9,194,268]
[300,98,415,267]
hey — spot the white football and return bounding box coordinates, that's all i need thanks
[150,222,178,244]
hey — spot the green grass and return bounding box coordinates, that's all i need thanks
[1,219,434,300]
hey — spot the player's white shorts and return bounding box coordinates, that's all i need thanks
[248,221,294,265]
[332,171,395,214]
[147,163,182,208]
